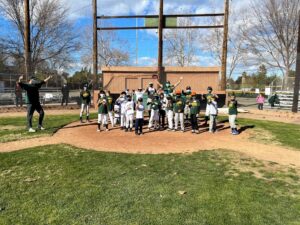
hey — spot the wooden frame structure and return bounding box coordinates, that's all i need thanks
[92,0,229,90]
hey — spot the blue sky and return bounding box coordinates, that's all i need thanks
[0,0,277,79]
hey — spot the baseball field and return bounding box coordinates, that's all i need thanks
[0,109,300,225]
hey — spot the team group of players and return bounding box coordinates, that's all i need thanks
[79,78,240,136]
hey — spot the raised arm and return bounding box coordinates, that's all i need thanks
[174,77,183,88]
[155,79,163,88]
[44,75,53,83]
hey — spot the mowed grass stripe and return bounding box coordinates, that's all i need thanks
[0,145,299,225]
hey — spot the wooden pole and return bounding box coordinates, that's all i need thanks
[24,0,31,80]
[157,0,165,84]
[220,0,229,91]
[93,0,98,89]
[292,12,300,113]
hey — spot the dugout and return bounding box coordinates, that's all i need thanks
[94,66,226,107]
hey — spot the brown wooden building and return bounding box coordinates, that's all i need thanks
[101,66,223,94]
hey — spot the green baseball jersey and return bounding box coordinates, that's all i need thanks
[163,84,175,95]
[150,99,161,110]
[80,90,91,104]
[228,100,238,115]
[106,96,114,112]
[166,97,174,111]
[173,96,185,113]
[98,97,108,114]
[189,99,200,115]
[205,93,213,103]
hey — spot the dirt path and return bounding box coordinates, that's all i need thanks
[0,120,299,167]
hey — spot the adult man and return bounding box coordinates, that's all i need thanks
[156,77,183,95]
[18,75,53,132]
[61,83,69,106]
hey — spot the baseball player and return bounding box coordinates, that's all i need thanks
[97,90,109,132]
[183,86,192,121]
[156,77,183,96]
[125,95,135,132]
[166,95,174,131]
[116,92,127,130]
[173,90,185,132]
[159,93,167,130]
[228,95,239,135]
[105,90,114,127]
[206,96,218,133]
[204,86,218,126]
[148,93,161,130]
[17,75,53,132]
[135,97,145,135]
[189,92,200,134]
[80,81,92,123]
[113,102,121,125]
[145,82,157,117]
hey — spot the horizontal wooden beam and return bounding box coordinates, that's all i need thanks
[98,25,224,30]
[97,13,224,20]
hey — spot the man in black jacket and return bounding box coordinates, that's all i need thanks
[61,83,69,106]
[18,75,53,132]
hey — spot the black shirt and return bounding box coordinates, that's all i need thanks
[18,81,45,104]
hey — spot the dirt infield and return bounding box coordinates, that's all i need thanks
[0,119,299,167]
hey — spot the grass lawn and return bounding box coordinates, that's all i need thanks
[0,113,97,143]
[0,145,300,225]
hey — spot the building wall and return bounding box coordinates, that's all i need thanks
[102,66,221,94]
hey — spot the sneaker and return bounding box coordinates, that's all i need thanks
[167,128,172,131]
[97,129,101,132]
[28,128,36,133]
[106,129,109,132]
[191,130,195,133]
[181,130,185,133]
[38,126,45,130]
[195,130,200,134]
[173,129,176,132]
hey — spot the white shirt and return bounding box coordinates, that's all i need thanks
[206,101,218,115]
[125,101,135,115]
[117,96,127,114]
[136,104,145,119]
[135,91,145,100]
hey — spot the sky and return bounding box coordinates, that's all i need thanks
[0,0,279,79]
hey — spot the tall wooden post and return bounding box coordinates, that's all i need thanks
[292,12,300,113]
[24,0,31,80]
[221,0,229,91]
[157,0,165,84]
[93,0,98,89]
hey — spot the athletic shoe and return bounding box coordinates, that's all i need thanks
[195,130,200,134]
[192,130,195,133]
[28,128,36,133]
[97,129,101,132]
[38,126,45,130]
[106,129,109,132]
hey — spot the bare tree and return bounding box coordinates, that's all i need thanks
[0,0,79,73]
[241,0,300,90]
[80,26,130,69]
[199,5,245,80]
[164,18,199,66]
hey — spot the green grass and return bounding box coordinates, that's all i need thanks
[0,145,299,225]
[0,114,97,143]
[235,118,300,150]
